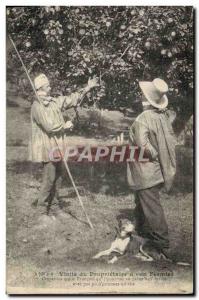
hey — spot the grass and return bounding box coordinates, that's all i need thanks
[6,93,194,294]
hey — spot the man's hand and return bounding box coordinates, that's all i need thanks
[75,76,100,108]
[64,120,74,130]
[87,76,99,89]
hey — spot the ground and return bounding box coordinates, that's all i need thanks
[6,92,193,294]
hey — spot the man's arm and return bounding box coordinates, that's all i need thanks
[58,76,99,110]
[32,102,63,134]
[130,120,158,161]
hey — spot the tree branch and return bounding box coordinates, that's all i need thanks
[119,45,131,59]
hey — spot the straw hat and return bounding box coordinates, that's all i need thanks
[34,73,49,90]
[139,78,169,109]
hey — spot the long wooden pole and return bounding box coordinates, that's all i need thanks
[9,35,93,229]
[58,146,93,229]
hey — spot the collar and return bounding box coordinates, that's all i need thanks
[143,106,168,114]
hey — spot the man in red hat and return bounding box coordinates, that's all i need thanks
[127,78,176,260]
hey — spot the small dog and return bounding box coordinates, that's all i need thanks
[93,219,153,264]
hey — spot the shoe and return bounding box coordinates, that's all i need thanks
[31,199,48,208]
[31,200,38,208]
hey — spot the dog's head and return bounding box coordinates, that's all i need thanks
[118,218,135,237]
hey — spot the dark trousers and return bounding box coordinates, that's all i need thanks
[38,161,63,205]
[135,184,169,250]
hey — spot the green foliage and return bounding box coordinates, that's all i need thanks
[7,6,193,113]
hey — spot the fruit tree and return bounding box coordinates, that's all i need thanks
[6,6,194,134]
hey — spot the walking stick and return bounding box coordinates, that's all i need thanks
[9,35,94,229]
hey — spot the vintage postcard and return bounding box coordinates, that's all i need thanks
[6,6,194,294]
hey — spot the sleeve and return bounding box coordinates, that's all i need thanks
[130,119,158,161]
[56,93,80,110]
[32,103,63,134]
[58,84,91,110]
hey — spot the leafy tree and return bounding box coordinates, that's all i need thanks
[6,6,194,133]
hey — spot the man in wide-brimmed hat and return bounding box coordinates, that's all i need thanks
[30,73,99,212]
[127,78,176,260]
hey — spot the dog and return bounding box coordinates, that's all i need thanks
[92,218,153,264]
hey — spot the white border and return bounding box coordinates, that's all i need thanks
[2,0,199,5]
[1,1,197,299]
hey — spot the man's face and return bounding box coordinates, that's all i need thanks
[42,83,51,95]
